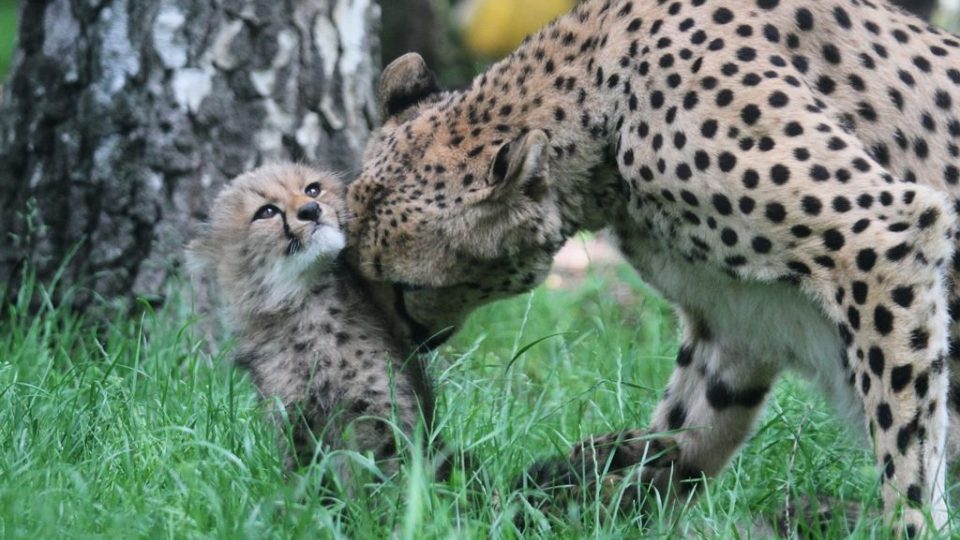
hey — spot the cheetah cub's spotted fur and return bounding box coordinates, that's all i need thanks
[351,0,960,533]
[188,164,437,479]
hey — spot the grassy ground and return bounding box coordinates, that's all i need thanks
[4,260,955,539]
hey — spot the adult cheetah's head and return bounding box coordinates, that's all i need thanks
[348,54,564,294]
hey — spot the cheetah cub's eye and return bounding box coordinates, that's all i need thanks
[305,182,322,197]
[252,204,280,221]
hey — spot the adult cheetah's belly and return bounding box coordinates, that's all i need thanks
[615,234,865,433]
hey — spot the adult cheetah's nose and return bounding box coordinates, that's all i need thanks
[297,201,322,222]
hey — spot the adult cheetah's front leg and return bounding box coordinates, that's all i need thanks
[633,320,780,497]
[518,326,779,516]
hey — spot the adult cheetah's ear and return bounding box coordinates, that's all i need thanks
[487,130,549,201]
[378,53,441,118]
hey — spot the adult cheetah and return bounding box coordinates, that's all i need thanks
[349,0,960,533]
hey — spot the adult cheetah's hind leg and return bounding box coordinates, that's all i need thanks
[611,63,955,531]
[812,185,955,536]
[514,334,779,519]
[945,275,960,465]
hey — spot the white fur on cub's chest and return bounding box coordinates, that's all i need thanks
[258,225,346,312]
[618,235,864,432]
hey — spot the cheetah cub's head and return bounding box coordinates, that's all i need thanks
[348,53,563,291]
[188,164,346,315]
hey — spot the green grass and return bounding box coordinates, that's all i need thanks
[5,261,955,539]
[0,1,17,80]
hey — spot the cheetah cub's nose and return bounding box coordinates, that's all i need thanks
[297,201,322,222]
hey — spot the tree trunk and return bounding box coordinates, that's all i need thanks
[380,0,473,87]
[381,0,441,68]
[0,0,380,313]
[893,0,937,20]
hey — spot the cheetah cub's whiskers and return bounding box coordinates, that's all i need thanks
[188,163,437,483]
[258,220,345,314]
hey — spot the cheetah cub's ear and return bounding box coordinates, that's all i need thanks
[378,53,441,118]
[185,228,216,278]
[488,129,550,202]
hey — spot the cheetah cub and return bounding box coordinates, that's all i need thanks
[188,163,435,480]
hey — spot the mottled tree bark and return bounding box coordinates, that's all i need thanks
[0,0,380,312]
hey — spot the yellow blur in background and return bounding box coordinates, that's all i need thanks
[458,0,576,58]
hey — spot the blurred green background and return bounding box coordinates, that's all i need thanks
[0,0,16,79]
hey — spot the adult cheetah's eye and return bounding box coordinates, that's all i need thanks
[305,183,322,197]
[252,204,280,221]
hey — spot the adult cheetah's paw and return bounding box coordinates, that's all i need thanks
[511,432,683,522]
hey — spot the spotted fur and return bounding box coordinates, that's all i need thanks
[349,0,960,533]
